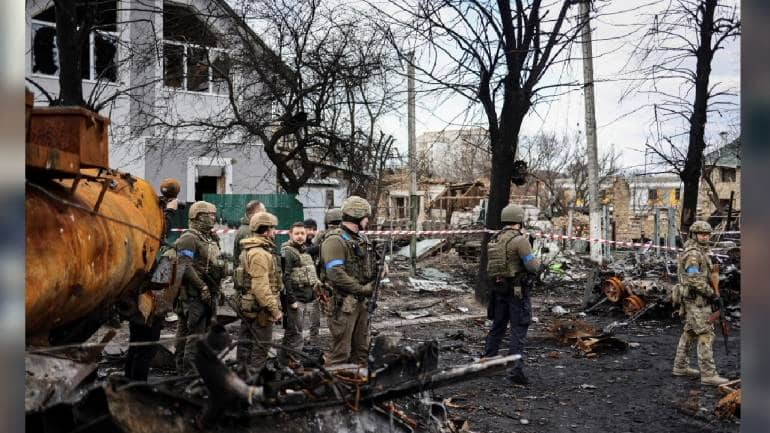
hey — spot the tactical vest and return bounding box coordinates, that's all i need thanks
[324,228,375,285]
[178,229,222,300]
[674,243,710,304]
[238,243,281,295]
[283,244,320,290]
[486,228,524,278]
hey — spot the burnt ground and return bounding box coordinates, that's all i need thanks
[89,251,741,433]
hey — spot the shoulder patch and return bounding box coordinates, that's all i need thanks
[686,266,699,274]
[179,249,194,258]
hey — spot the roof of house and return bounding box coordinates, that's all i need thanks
[705,137,741,168]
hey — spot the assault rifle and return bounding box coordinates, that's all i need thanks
[707,264,729,355]
[367,237,391,315]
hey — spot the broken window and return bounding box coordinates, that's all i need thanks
[393,197,407,219]
[674,188,681,200]
[30,5,117,82]
[162,2,229,94]
[648,189,658,202]
[720,167,736,183]
[325,189,335,208]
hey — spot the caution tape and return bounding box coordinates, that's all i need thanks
[170,228,733,257]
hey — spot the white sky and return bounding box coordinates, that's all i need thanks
[374,0,741,172]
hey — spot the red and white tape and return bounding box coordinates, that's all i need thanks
[170,227,733,257]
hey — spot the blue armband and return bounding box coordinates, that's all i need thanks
[179,249,195,258]
[686,266,699,274]
[522,253,535,264]
[325,259,345,270]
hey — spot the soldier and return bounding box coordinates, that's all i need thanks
[174,201,225,374]
[302,218,322,341]
[236,211,283,375]
[124,178,180,381]
[320,197,376,365]
[672,221,730,385]
[313,208,343,247]
[483,204,541,385]
[233,200,266,272]
[279,222,320,364]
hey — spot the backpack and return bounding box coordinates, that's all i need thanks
[486,229,519,278]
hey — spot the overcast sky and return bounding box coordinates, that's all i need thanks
[374,0,741,172]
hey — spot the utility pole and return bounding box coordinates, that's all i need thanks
[408,52,418,276]
[580,0,602,264]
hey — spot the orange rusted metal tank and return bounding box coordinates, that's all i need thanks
[25,169,164,342]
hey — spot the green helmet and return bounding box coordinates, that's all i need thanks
[341,196,371,219]
[188,201,216,220]
[325,208,343,225]
[500,204,525,224]
[689,221,712,235]
[250,212,278,232]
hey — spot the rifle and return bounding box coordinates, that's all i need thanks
[367,237,391,315]
[706,264,729,355]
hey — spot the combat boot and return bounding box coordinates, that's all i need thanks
[672,366,700,377]
[701,374,730,386]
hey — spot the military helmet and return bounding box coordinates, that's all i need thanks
[341,196,371,219]
[689,221,712,235]
[189,201,216,219]
[160,178,180,198]
[250,211,278,232]
[325,208,343,224]
[500,203,525,224]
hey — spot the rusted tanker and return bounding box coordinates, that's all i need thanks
[25,93,165,344]
[26,171,164,343]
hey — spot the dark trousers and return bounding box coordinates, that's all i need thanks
[125,318,163,381]
[484,290,531,373]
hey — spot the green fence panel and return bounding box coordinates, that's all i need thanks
[165,194,304,252]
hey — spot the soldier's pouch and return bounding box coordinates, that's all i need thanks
[340,295,357,314]
[256,309,271,327]
[240,293,258,319]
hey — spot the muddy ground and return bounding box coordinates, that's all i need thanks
[92,251,740,433]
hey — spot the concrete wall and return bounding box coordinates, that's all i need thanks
[144,139,276,204]
[296,181,349,229]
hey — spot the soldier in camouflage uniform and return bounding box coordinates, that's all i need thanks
[233,200,266,273]
[301,219,322,341]
[672,221,729,385]
[174,201,225,374]
[279,222,321,364]
[124,178,180,381]
[483,204,542,385]
[320,198,376,365]
[236,212,283,375]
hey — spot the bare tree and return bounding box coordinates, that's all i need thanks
[625,0,740,235]
[144,0,400,194]
[373,0,592,301]
[522,133,621,217]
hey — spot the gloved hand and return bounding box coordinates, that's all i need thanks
[200,285,211,303]
[357,282,374,296]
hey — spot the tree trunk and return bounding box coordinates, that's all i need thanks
[679,0,716,237]
[54,0,85,107]
[475,106,524,304]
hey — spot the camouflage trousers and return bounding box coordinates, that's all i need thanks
[237,318,273,377]
[280,301,310,364]
[674,302,716,377]
[174,299,213,374]
[304,299,321,338]
[327,295,369,365]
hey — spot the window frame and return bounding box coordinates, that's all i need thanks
[162,39,231,96]
[30,18,119,84]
